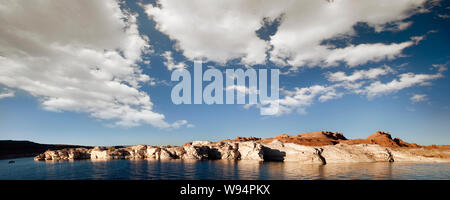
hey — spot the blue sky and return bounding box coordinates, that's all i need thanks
[0,0,449,146]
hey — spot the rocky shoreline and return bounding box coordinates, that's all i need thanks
[34,131,450,164]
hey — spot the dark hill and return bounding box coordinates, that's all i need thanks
[0,140,90,159]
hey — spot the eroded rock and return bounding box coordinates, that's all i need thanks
[34,148,90,161]
[34,139,450,164]
[237,142,264,161]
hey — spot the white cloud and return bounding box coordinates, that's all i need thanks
[144,0,427,69]
[410,94,428,102]
[397,21,414,30]
[142,0,439,118]
[258,63,446,116]
[0,88,15,99]
[363,69,445,98]
[327,65,395,82]
[0,0,188,128]
[318,88,344,102]
[322,41,414,67]
[170,120,187,128]
[144,0,276,66]
[162,51,186,71]
[325,63,447,99]
[411,35,425,45]
[169,120,194,129]
[186,124,195,128]
[270,0,427,69]
[261,85,341,116]
[225,85,259,95]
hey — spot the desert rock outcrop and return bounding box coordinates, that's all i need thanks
[35,131,450,164]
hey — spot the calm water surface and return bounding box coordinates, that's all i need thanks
[1,157,449,180]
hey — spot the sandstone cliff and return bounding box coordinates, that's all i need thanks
[34,131,450,164]
[257,131,420,147]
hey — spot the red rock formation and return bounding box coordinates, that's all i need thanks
[261,131,346,146]
[341,131,421,148]
[393,137,420,148]
[220,136,262,143]
[230,131,424,148]
[423,144,450,149]
[204,130,443,149]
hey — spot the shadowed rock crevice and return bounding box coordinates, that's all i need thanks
[261,146,286,161]
[315,148,326,165]
[385,148,395,162]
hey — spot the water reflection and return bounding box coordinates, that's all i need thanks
[0,158,449,180]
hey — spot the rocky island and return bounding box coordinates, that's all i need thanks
[34,131,450,164]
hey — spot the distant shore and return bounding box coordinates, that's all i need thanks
[0,140,90,160]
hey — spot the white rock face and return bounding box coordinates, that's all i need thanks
[90,147,128,160]
[145,147,159,159]
[192,141,212,146]
[237,142,264,161]
[126,145,147,159]
[68,148,91,160]
[159,149,173,160]
[182,145,209,160]
[34,148,91,161]
[34,141,450,164]
[90,149,108,160]
[320,144,394,163]
[263,141,324,164]
[217,142,240,160]
[45,150,68,161]
[389,148,447,162]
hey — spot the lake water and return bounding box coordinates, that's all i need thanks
[1,157,449,180]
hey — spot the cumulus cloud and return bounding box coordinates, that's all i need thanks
[260,85,341,116]
[144,0,438,118]
[259,63,446,116]
[0,0,188,128]
[186,124,195,128]
[144,0,428,69]
[225,85,259,95]
[326,63,447,99]
[162,51,186,71]
[144,0,276,65]
[170,120,194,129]
[0,88,15,99]
[269,0,427,70]
[322,41,414,67]
[410,94,428,102]
[362,68,445,98]
[327,65,395,82]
